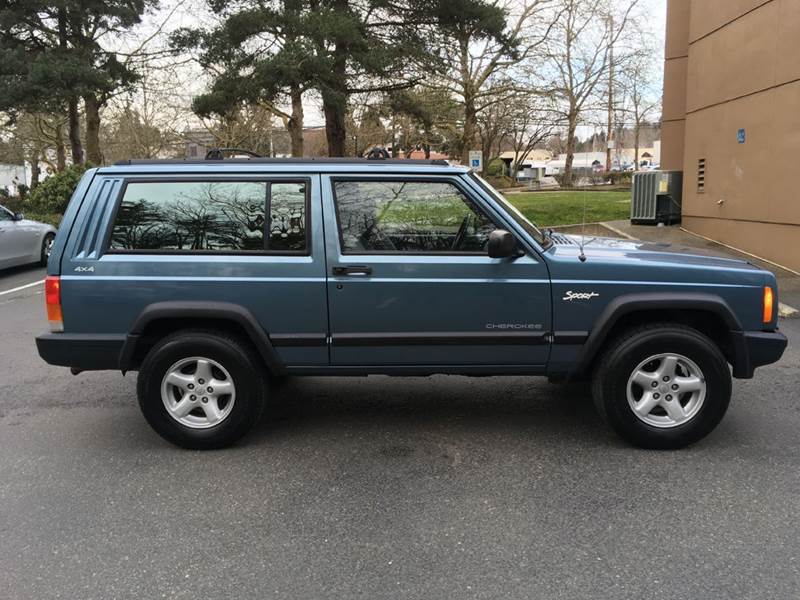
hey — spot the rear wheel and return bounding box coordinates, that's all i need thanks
[39,233,55,266]
[592,324,731,449]
[137,330,266,449]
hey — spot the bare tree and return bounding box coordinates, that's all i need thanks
[507,98,557,180]
[475,87,516,169]
[617,44,660,170]
[195,103,282,157]
[432,0,558,164]
[544,0,639,186]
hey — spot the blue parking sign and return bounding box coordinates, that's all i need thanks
[471,159,480,167]
[738,128,746,144]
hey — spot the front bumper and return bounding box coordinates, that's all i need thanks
[36,333,125,371]
[731,330,788,378]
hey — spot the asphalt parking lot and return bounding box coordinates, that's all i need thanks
[1,264,799,599]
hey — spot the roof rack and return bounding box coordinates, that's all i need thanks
[113,157,451,166]
[205,147,263,160]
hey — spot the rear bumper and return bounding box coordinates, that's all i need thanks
[731,330,788,379]
[36,333,125,371]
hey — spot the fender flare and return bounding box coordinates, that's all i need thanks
[119,301,285,375]
[573,292,744,377]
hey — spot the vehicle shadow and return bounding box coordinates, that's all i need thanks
[0,263,46,282]
[247,375,613,448]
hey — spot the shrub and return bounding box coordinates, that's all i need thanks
[24,212,63,227]
[2,194,23,213]
[483,174,514,189]
[485,158,505,177]
[27,164,90,215]
[607,171,633,186]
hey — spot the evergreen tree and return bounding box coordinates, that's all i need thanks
[175,0,508,157]
[0,1,155,164]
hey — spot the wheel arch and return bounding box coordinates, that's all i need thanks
[574,293,745,379]
[119,301,285,376]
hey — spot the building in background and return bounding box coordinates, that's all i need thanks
[663,0,800,271]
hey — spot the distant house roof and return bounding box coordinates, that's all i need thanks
[549,152,607,169]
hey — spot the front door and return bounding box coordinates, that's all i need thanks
[0,206,27,267]
[321,174,551,369]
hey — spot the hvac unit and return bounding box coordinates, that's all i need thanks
[631,170,683,225]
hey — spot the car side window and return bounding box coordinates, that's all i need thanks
[333,180,497,254]
[0,206,13,221]
[108,180,308,253]
[267,182,307,252]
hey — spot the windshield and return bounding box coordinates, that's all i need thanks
[468,172,550,248]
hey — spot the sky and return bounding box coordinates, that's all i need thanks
[115,0,668,131]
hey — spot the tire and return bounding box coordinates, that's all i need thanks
[592,323,731,450]
[137,329,266,449]
[39,233,55,266]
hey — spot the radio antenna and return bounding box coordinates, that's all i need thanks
[578,168,587,262]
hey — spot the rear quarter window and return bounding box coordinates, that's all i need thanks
[107,180,308,254]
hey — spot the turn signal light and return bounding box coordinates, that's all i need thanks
[45,276,63,332]
[763,286,774,324]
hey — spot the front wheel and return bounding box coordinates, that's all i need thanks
[137,330,266,449]
[592,324,732,449]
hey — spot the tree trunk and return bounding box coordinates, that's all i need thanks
[288,87,304,157]
[55,124,66,171]
[59,8,83,165]
[84,94,102,164]
[29,152,41,190]
[322,90,346,157]
[461,95,477,165]
[67,99,83,165]
[321,36,348,158]
[563,115,578,188]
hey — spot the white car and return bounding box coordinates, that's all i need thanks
[0,204,57,269]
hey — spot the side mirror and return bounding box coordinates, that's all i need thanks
[488,229,518,258]
[14,212,24,221]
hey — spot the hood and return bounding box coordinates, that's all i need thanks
[546,232,762,272]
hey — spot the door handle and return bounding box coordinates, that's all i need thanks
[332,265,372,276]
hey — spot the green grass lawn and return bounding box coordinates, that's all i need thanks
[506,191,631,227]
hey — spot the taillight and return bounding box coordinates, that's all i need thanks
[45,276,63,332]
[763,286,774,324]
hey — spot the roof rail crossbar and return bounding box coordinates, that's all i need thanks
[205,148,263,160]
[365,147,390,160]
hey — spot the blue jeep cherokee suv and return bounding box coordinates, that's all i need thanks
[36,158,787,450]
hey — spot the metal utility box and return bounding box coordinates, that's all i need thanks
[631,170,683,225]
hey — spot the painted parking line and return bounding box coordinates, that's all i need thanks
[0,279,45,297]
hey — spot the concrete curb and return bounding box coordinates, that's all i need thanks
[599,222,638,240]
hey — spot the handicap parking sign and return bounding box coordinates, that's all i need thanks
[468,150,483,172]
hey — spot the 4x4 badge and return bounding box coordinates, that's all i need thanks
[563,291,599,302]
[73,266,95,272]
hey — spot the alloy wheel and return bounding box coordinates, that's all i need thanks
[626,353,706,428]
[160,356,236,429]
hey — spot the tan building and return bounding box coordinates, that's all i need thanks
[663,0,800,272]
